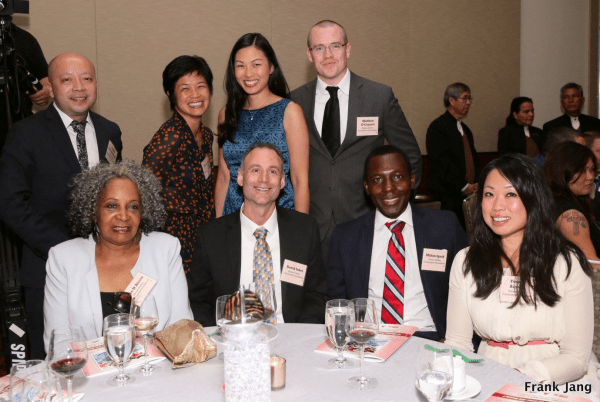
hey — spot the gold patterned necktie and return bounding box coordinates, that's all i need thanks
[253,227,276,322]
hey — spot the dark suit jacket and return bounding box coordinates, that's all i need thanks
[426,110,480,198]
[497,124,543,156]
[188,206,328,326]
[543,113,600,135]
[0,104,122,288]
[327,205,467,340]
[290,72,422,241]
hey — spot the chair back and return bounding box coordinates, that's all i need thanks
[462,194,477,235]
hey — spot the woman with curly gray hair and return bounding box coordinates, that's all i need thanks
[43,160,193,350]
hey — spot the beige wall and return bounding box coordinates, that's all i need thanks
[521,0,592,128]
[15,0,520,158]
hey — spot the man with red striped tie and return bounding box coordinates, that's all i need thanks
[327,145,467,341]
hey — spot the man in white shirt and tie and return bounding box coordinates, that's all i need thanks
[543,83,600,136]
[290,20,422,263]
[188,142,327,326]
[0,52,122,358]
[327,145,467,340]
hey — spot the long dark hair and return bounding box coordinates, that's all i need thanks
[465,154,590,308]
[505,96,533,126]
[218,33,290,146]
[544,141,596,219]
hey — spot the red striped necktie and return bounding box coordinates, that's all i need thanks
[382,221,406,324]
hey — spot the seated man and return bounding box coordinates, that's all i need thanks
[327,145,467,340]
[188,142,328,326]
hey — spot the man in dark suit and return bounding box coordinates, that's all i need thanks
[188,142,327,326]
[426,82,480,228]
[328,145,467,341]
[0,52,122,358]
[543,83,600,135]
[290,20,422,262]
[328,145,466,340]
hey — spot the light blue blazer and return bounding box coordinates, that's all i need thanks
[43,232,193,350]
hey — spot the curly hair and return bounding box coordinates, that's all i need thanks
[68,160,166,238]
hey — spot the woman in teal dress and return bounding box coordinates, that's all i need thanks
[215,33,309,216]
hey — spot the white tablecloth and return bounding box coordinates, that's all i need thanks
[67,323,571,402]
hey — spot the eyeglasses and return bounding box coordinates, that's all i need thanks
[456,96,473,102]
[309,43,347,54]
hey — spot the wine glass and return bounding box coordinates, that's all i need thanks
[215,295,230,361]
[19,370,63,402]
[248,283,277,322]
[47,325,88,402]
[132,295,161,376]
[103,313,136,385]
[347,298,378,390]
[9,360,48,401]
[325,299,354,369]
[415,344,454,402]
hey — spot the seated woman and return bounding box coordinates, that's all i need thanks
[544,142,600,263]
[497,97,543,158]
[43,160,193,348]
[445,153,593,385]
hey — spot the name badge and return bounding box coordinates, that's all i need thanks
[124,272,157,304]
[500,276,519,303]
[105,140,118,164]
[280,259,307,286]
[201,156,211,180]
[357,117,379,136]
[421,248,448,272]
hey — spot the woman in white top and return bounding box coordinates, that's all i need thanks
[445,153,594,385]
[43,160,193,350]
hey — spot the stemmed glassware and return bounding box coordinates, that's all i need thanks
[415,345,454,402]
[47,325,88,402]
[9,360,48,401]
[19,370,64,402]
[103,313,135,386]
[347,298,379,390]
[248,283,277,321]
[132,295,161,376]
[215,295,230,360]
[325,299,354,369]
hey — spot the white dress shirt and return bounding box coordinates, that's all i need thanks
[368,204,436,332]
[239,206,284,322]
[570,115,580,130]
[313,69,351,144]
[524,126,530,137]
[54,102,100,167]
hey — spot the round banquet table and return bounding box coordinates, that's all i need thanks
[68,323,566,402]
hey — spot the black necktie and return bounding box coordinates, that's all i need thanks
[71,120,88,169]
[322,86,340,157]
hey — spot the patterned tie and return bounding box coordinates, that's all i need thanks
[253,227,276,322]
[71,120,88,169]
[382,221,406,324]
[322,86,340,157]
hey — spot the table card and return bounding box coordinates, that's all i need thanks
[0,374,85,402]
[314,324,418,362]
[80,336,165,377]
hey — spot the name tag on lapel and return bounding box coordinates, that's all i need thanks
[500,276,519,303]
[421,248,448,272]
[201,156,211,180]
[281,259,307,286]
[124,272,157,304]
[105,141,118,164]
[357,117,378,136]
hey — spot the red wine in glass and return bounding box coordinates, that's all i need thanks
[51,357,87,376]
